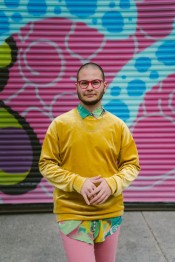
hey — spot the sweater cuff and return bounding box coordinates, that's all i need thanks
[105,176,117,195]
[73,176,86,193]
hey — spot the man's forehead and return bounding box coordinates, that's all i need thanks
[79,66,101,74]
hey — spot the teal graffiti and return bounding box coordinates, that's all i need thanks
[0,0,137,43]
[103,22,175,126]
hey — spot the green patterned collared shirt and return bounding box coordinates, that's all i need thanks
[77,104,105,119]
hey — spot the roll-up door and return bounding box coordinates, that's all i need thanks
[0,0,175,212]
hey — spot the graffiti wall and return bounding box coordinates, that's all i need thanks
[0,0,175,207]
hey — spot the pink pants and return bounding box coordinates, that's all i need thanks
[59,227,120,262]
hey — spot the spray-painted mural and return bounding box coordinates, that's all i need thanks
[0,0,175,205]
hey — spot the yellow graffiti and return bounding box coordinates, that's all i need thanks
[0,41,12,67]
[0,169,30,185]
[0,108,21,128]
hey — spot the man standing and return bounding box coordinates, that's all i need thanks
[39,62,140,262]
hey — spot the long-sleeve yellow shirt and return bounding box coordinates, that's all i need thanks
[39,108,140,221]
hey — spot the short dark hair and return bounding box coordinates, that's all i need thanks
[76,62,105,81]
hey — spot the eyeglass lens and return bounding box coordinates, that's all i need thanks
[79,80,101,89]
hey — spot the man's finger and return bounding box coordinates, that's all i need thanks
[88,184,103,197]
[90,177,102,183]
[96,195,108,205]
[90,190,104,204]
[83,193,90,205]
[93,175,101,178]
[91,194,107,205]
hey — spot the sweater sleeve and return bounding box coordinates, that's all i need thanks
[105,122,140,197]
[39,120,86,193]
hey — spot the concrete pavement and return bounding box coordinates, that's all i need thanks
[0,211,175,262]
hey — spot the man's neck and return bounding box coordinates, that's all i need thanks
[79,102,102,113]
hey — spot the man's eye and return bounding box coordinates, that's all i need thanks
[92,80,99,85]
[81,81,88,85]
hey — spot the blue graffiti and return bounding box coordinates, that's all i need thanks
[156,40,175,66]
[111,86,121,96]
[149,71,159,80]
[104,23,175,125]
[0,0,137,43]
[92,17,97,25]
[4,0,20,8]
[54,6,62,15]
[11,12,22,22]
[0,11,9,35]
[135,57,151,73]
[127,79,146,97]
[65,0,97,18]
[27,0,47,17]
[104,100,130,122]
[1,0,175,127]
[119,0,130,9]
[102,11,124,33]
[109,1,115,8]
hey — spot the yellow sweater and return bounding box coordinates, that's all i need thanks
[39,108,140,221]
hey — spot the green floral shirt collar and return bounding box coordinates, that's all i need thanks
[77,104,105,119]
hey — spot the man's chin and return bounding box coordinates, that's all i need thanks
[77,90,105,107]
[80,99,100,106]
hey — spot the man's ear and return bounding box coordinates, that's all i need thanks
[104,81,108,93]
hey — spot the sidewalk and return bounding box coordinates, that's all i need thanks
[0,211,175,262]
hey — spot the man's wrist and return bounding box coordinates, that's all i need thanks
[73,176,87,193]
[104,177,117,195]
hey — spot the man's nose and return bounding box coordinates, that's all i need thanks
[86,82,93,90]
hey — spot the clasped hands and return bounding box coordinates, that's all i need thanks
[80,176,112,205]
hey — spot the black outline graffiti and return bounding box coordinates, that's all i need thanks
[0,101,42,195]
[0,36,18,92]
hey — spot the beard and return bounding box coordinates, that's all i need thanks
[77,89,105,106]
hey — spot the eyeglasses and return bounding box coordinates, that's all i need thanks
[77,79,103,89]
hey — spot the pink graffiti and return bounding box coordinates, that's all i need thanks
[137,0,175,39]
[134,0,175,52]
[127,73,175,202]
[1,17,135,144]
[1,1,175,203]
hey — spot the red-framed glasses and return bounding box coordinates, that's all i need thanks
[77,79,103,89]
